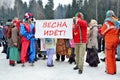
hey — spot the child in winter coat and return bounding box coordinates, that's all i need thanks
[45,38,56,67]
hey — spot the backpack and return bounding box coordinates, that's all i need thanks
[45,38,52,44]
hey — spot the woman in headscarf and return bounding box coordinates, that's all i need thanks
[86,19,100,67]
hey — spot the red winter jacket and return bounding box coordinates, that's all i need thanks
[73,19,88,44]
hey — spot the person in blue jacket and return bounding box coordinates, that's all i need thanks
[20,12,36,67]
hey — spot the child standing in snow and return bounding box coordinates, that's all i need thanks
[45,38,56,67]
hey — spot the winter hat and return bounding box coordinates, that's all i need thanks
[105,10,118,22]
[90,19,98,26]
[104,10,120,29]
[24,12,33,19]
[89,19,98,28]
[106,10,116,18]
[75,12,83,19]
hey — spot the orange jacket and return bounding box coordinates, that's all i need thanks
[101,21,119,43]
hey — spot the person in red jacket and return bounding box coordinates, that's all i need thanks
[101,10,120,75]
[20,13,36,67]
[73,12,88,74]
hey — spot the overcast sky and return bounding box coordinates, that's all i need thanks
[0,0,72,9]
[22,0,72,9]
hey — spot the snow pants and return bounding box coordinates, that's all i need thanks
[105,41,117,74]
[20,39,30,63]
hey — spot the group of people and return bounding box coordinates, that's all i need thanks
[0,10,120,75]
[68,10,120,75]
[2,13,36,67]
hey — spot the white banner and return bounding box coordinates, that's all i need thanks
[35,18,73,39]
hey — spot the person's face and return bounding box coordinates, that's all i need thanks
[28,18,33,23]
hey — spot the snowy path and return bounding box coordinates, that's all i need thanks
[0,46,119,80]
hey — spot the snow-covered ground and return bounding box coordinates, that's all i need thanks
[0,46,119,80]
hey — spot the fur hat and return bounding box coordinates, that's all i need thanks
[89,19,98,27]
